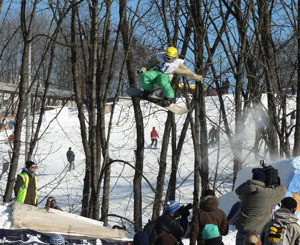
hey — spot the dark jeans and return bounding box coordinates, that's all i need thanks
[236,231,247,245]
[69,161,75,170]
[151,138,157,148]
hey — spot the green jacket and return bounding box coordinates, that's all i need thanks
[14,168,37,206]
[235,179,287,234]
[261,208,300,245]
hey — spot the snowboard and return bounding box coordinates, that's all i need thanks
[126,87,188,115]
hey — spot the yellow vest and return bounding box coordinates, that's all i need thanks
[16,172,37,205]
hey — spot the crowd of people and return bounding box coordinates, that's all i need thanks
[132,166,300,245]
[10,122,299,245]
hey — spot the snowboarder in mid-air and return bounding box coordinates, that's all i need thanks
[137,47,203,107]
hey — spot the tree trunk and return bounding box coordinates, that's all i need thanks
[119,0,144,231]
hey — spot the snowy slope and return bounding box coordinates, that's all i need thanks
[0,94,297,244]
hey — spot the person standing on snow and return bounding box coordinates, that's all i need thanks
[155,200,190,245]
[138,46,203,107]
[235,168,287,245]
[190,189,228,245]
[261,197,300,244]
[150,127,159,148]
[14,160,38,206]
[66,147,75,171]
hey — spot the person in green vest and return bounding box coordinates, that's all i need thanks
[14,160,38,206]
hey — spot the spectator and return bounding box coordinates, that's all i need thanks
[221,78,230,94]
[155,200,190,245]
[14,160,38,206]
[243,233,261,245]
[261,197,300,244]
[190,189,228,245]
[289,111,296,129]
[8,133,14,143]
[66,147,75,171]
[150,127,159,148]
[133,231,149,245]
[203,224,224,245]
[50,234,65,245]
[208,126,220,147]
[235,168,287,245]
[45,196,62,211]
[0,161,9,181]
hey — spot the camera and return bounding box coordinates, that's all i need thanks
[252,160,280,187]
[178,203,193,217]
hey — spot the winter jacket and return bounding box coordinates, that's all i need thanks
[235,179,287,234]
[14,168,37,206]
[66,149,75,162]
[142,55,203,82]
[189,195,228,245]
[204,237,224,245]
[151,129,159,139]
[155,212,188,244]
[261,208,300,245]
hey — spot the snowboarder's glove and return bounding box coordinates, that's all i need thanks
[137,67,147,74]
[197,75,204,83]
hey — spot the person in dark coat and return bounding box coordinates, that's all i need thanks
[203,224,224,245]
[14,160,38,206]
[190,189,228,245]
[235,168,287,245]
[133,231,150,245]
[208,126,220,147]
[155,200,190,245]
[66,147,75,171]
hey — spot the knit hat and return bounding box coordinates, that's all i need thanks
[252,168,266,182]
[281,197,297,212]
[133,231,149,245]
[165,200,180,214]
[203,224,220,240]
[203,189,215,197]
[50,234,65,245]
[25,160,36,169]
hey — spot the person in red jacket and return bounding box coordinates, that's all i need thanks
[150,127,159,148]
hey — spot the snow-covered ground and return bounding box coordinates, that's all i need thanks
[0,94,297,244]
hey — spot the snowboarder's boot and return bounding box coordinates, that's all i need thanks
[139,90,152,99]
[160,98,174,107]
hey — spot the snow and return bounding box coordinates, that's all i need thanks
[0,94,297,244]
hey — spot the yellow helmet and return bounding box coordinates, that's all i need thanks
[165,47,178,58]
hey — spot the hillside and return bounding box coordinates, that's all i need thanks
[0,93,297,244]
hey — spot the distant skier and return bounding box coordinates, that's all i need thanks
[14,160,38,206]
[66,147,75,171]
[0,161,9,181]
[150,127,159,148]
[138,46,203,107]
[208,126,219,147]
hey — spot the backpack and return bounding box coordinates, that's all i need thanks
[143,219,158,245]
[264,219,290,245]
